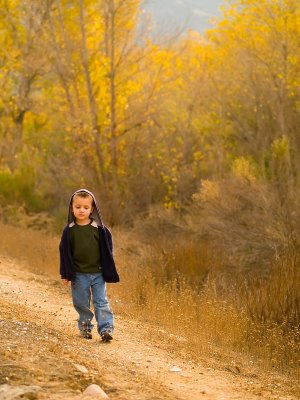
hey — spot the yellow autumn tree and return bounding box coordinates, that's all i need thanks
[206,0,300,172]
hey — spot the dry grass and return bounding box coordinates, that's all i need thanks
[0,222,58,276]
[0,222,298,382]
[111,229,299,378]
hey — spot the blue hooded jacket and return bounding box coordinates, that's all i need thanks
[59,189,120,283]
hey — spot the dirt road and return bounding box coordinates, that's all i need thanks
[0,256,296,399]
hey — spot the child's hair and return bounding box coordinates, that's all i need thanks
[72,191,94,206]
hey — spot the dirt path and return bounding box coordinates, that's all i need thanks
[0,256,296,400]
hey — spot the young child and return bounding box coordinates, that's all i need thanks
[59,189,119,342]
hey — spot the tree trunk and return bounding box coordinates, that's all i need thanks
[79,0,107,186]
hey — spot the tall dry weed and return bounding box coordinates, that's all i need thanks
[129,180,300,375]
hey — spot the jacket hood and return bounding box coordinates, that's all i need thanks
[68,188,104,227]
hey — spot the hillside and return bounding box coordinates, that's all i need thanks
[143,0,222,33]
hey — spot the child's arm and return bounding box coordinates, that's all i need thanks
[61,279,69,286]
[59,227,70,280]
[104,226,114,254]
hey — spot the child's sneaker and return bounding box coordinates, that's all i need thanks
[101,330,113,342]
[82,328,92,339]
[81,321,92,339]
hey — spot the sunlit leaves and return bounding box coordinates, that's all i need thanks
[1,0,300,217]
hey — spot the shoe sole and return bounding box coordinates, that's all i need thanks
[101,332,113,342]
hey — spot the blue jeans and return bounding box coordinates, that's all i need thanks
[71,272,114,335]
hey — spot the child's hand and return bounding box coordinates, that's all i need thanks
[61,279,69,286]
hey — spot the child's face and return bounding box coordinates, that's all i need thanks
[72,195,93,225]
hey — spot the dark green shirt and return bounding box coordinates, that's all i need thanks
[70,220,101,273]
